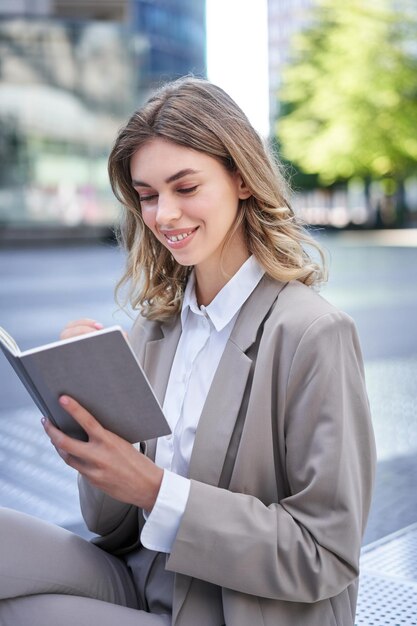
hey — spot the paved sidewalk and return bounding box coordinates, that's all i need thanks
[0,406,82,531]
[356,523,417,625]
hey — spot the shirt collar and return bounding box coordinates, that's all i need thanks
[181,256,265,332]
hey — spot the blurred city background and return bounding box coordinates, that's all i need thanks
[0,0,416,236]
[0,1,416,622]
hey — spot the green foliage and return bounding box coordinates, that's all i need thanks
[276,0,417,185]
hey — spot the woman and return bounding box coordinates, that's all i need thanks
[0,77,376,626]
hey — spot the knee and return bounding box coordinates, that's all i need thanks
[0,507,27,531]
[0,507,60,549]
[0,507,37,529]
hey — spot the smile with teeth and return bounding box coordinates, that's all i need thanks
[163,228,197,243]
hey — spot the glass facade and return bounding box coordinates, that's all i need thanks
[0,17,133,226]
[132,0,206,97]
[0,0,206,229]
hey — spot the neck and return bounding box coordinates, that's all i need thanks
[194,238,250,307]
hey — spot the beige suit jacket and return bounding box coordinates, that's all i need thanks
[79,276,376,626]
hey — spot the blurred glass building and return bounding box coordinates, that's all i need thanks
[0,0,206,231]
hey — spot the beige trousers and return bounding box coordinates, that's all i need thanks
[0,508,171,626]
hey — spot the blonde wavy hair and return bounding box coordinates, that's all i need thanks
[109,76,327,321]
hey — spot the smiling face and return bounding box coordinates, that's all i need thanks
[130,138,251,283]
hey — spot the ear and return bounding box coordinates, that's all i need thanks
[235,172,252,200]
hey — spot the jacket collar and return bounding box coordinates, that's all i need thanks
[181,256,265,333]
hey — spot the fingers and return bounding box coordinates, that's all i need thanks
[42,402,103,474]
[59,396,104,440]
[60,318,104,341]
[42,400,163,509]
[42,396,103,457]
[42,413,85,459]
[41,417,81,471]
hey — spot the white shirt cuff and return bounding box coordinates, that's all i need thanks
[140,469,191,553]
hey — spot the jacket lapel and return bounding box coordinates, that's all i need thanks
[143,317,182,461]
[188,275,286,485]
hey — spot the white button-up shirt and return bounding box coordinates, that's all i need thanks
[141,256,264,552]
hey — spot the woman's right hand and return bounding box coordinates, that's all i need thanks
[60,318,104,341]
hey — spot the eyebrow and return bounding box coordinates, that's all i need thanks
[132,168,201,187]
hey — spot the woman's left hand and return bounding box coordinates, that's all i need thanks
[42,395,163,512]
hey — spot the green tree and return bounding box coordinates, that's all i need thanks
[276,0,417,195]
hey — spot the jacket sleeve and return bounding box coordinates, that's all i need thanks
[78,472,136,536]
[166,312,376,602]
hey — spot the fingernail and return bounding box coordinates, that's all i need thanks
[41,417,46,425]
[94,322,104,329]
[59,396,69,405]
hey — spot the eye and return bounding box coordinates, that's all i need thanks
[139,193,158,203]
[177,186,198,195]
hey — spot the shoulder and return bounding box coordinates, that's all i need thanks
[128,310,180,356]
[129,311,162,340]
[263,279,356,347]
[277,279,340,317]
[128,312,155,347]
[256,280,365,389]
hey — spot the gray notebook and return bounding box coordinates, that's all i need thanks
[0,325,171,443]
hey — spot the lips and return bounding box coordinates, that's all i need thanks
[161,227,198,244]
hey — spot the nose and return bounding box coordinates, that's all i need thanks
[155,194,182,226]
